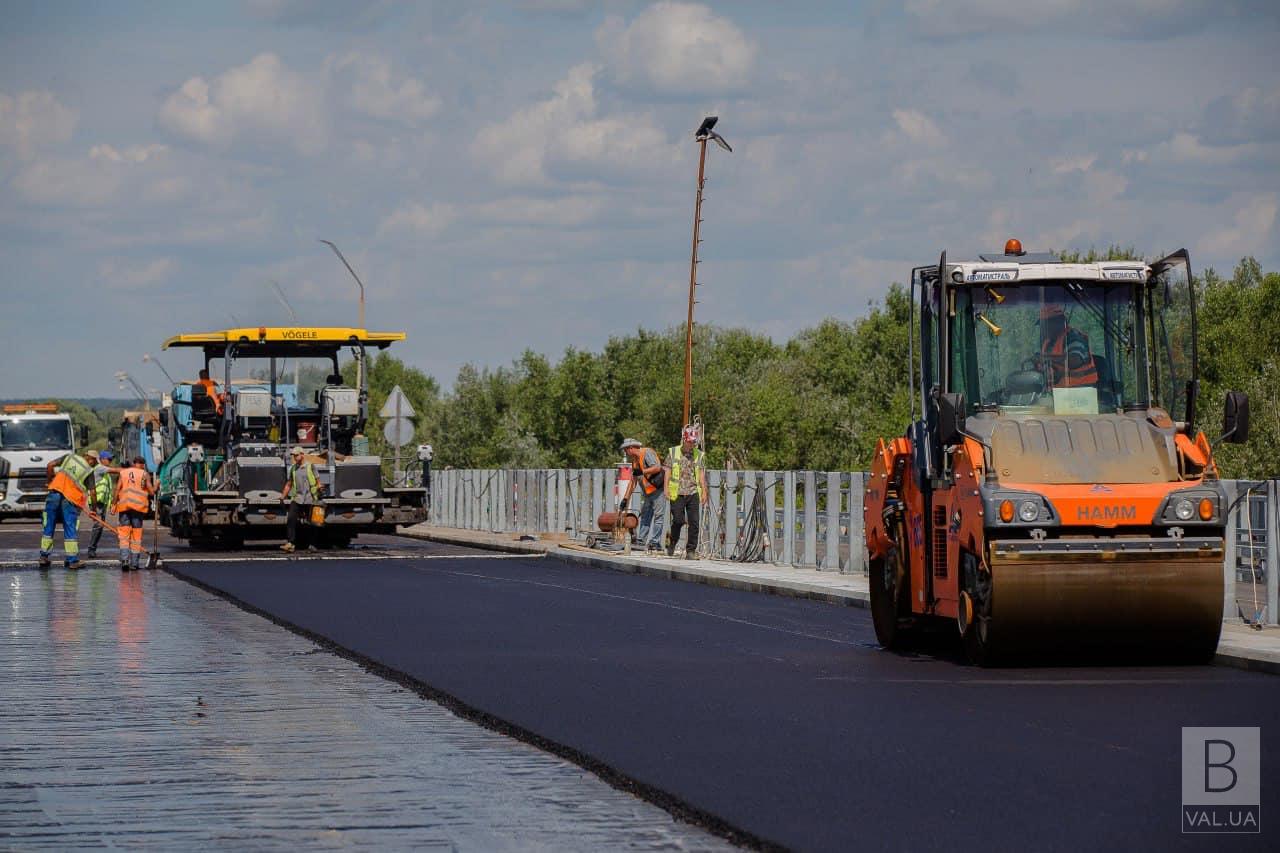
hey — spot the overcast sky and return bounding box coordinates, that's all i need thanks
[2,0,1278,398]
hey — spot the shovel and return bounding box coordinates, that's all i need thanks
[146,504,162,570]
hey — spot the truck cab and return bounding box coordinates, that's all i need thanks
[0,404,86,519]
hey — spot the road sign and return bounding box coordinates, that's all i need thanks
[378,385,415,419]
[383,417,414,447]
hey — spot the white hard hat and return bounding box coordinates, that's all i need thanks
[290,446,304,456]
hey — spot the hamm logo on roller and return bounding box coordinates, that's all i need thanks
[1077,505,1137,522]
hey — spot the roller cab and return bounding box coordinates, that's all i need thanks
[864,244,1251,663]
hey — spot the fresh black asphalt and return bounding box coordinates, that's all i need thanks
[168,550,1280,852]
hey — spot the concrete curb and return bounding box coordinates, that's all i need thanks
[399,526,555,556]
[1214,645,1280,675]
[553,546,871,609]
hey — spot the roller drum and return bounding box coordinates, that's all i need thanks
[984,537,1224,660]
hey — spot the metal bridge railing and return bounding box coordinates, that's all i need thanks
[429,469,1280,623]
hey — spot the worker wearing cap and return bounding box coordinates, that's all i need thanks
[85,449,119,558]
[620,439,666,552]
[114,457,154,571]
[1038,304,1098,388]
[665,425,709,559]
[280,446,321,553]
[39,449,95,569]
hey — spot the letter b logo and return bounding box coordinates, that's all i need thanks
[1204,739,1237,793]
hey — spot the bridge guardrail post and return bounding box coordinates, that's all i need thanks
[823,471,840,571]
[1268,479,1279,626]
[782,471,796,566]
[802,471,817,568]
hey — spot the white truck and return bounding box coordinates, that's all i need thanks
[0,404,87,520]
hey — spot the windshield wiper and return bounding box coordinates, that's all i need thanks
[1064,282,1132,349]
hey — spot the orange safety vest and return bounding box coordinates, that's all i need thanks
[198,378,223,413]
[633,447,663,495]
[115,467,152,513]
[1041,327,1099,387]
[49,453,93,508]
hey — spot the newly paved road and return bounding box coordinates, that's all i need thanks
[161,546,1280,852]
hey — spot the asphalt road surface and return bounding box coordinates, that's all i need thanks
[135,541,1280,853]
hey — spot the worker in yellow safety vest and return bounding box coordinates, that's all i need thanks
[280,446,322,553]
[86,449,119,558]
[40,450,95,569]
[665,424,709,559]
[114,457,154,571]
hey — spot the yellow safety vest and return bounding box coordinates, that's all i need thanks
[666,446,706,501]
[49,453,93,507]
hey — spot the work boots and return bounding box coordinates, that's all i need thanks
[38,555,51,570]
[280,542,296,553]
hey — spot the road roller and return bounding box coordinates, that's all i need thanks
[863,241,1251,664]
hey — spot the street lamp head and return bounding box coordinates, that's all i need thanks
[694,115,732,152]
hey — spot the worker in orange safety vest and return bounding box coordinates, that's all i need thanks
[114,457,154,571]
[40,450,94,569]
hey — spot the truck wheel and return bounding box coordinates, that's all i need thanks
[961,550,996,665]
[871,545,909,649]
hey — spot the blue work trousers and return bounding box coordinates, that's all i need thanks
[635,490,666,549]
[41,491,81,564]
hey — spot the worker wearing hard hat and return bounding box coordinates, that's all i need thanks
[39,448,96,569]
[1038,304,1098,387]
[665,425,708,559]
[85,449,118,559]
[114,457,154,571]
[280,446,321,553]
[620,438,666,553]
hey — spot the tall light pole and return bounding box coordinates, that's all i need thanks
[142,353,176,386]
[683,116,732,428]
[115,371,154,410]
[320,239,368,391]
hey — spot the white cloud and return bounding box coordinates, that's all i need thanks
[158,53,327,154]
[472,195,606,227]
[472,63,674,186]
[1202,193,1278,255]
[904,0,1216,39]
[1051,154,1097,174]
[12,143,178,208]
[891,109,946,147]
[328,52,441,125]
[98,257,177,289]
[597,2,755,95]
[1148,131,1259,166]
[0,91,77,158]
[377,201,456,237]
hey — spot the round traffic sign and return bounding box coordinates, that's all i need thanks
[382,416,414,447]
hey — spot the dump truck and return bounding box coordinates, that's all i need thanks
[151,327,429,547]
[863,242,1250,663]
[0,403,88,520]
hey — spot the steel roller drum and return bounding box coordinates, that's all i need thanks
[983,536,1224,659]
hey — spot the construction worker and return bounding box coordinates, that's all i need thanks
[665,425,709,559]
[197,368,224,415]
[620,438,666,552]
[40,448,95,569]
[85,449,118,558]
[1038,304,1099,388]
[281,446,321,552]
[114,457,154,571]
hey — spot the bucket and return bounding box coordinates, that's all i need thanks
[615,461,632,506]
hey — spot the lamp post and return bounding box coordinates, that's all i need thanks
[115,371,154,410]
[319,239,368,390]
[141,353,176,386]
[683,116,732,428]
